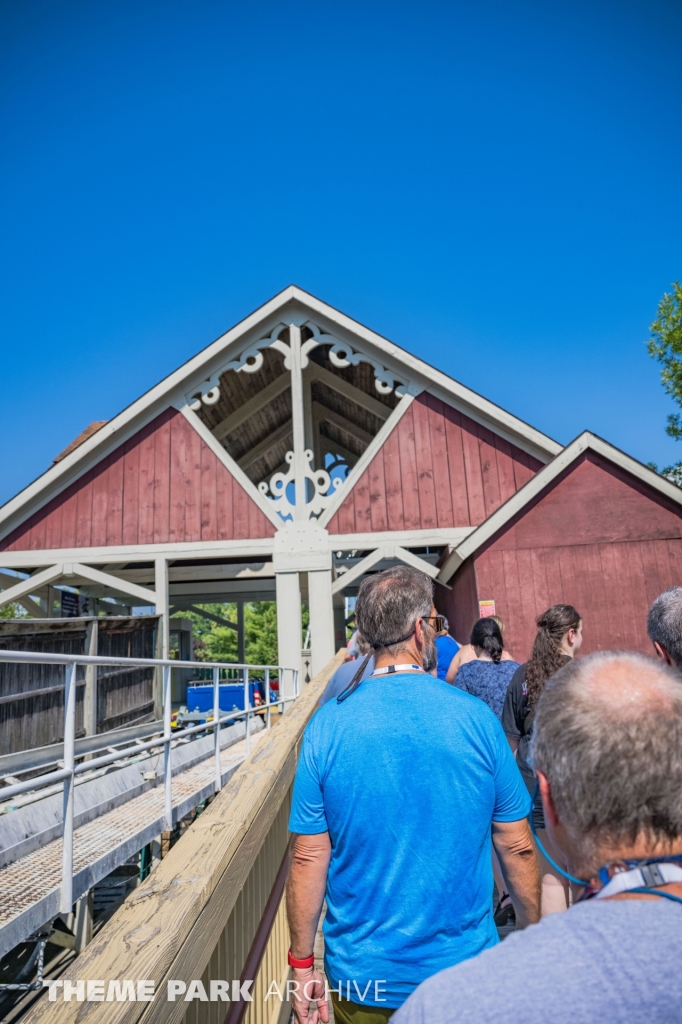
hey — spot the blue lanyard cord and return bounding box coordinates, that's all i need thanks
[529,783,682,903]
[626,887,682,906]
[528,786,589,887]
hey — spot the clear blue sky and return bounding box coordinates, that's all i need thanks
[1,0,681,506]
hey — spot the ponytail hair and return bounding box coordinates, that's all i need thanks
[526,604,581,706]
[470,617,504,664]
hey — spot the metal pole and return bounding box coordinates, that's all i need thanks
[163,664,172,830]
[280,669,286,716]
[213,665,221,793]
[60,662,77,914]
[265,668,270,730]
[244,667,250,755]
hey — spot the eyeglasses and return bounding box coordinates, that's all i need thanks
[421,615,448,633]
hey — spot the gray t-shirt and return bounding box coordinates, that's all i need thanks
[392,899,682,1024]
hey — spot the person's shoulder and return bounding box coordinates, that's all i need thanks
[396,900,682,1024]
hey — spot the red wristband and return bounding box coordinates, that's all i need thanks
[288,949,315,969]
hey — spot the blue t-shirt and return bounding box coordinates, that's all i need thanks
[435,634,460,680]
[454,660,520,720]
[288,672,530,1008]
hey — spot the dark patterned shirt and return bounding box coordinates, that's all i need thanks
[454,659,520,720]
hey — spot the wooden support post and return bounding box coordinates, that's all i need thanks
[308,569,335,678]
[237,600,245,664]
[276,572,302,699]
[289,323,307,520]
[73,890,93,952]
[83,618,98,737]
[154,557,169,720]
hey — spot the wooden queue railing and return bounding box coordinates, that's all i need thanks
[24,651,344,1024]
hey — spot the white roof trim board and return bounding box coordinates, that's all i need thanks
[437,431,682,584]
[0,286,562,542]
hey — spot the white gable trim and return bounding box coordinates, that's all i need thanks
[437,432,682,584]
[0,285,561,540]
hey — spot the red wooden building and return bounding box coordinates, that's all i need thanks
[0,287,677,675]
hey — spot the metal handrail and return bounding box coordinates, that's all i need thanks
[0,650,299,914]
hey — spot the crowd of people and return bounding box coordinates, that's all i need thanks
[286,568,682,1024]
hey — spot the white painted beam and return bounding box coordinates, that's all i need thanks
[0,565,63,608]
[306,362,391,421]
[390,546,442,580]
[211,373,290,442]
[308,569,336,675]
[67,563,158,605]
[331,548,385,594]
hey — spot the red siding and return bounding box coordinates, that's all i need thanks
[464,452,682,660]
[1,409,275,551]
[327,392,543,534]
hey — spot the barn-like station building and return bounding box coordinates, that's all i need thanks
[1,285,681,682]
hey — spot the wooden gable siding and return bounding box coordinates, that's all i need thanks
[326,392,543,535]
[463,452,682,660]
[0,409,275,551]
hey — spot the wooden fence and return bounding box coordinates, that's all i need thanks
[24,650,343,1024]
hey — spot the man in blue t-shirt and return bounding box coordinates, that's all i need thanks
[286,566,540,1024]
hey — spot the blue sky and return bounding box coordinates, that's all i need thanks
[1,0,681,506]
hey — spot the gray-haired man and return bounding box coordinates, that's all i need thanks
[647,586,682,669]
[393,651,682,1024]
[286,566,540,1024]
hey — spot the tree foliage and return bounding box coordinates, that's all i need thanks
[171,601,309,666]
[647,281,682,483]
[0,602,28,620]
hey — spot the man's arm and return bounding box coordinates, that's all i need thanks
[491,818,541,929]
[286,832,332,1024]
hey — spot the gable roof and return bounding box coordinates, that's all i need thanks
[437,431,682,583]
[0,285,562,543]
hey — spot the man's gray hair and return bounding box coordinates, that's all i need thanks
[647,587,682,668]
[355,566,434,655]
[532,651,682,867]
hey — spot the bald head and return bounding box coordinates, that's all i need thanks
[532,651,682,865]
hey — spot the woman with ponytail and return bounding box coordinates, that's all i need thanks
[502,604,583,916]
[453,617,520,719]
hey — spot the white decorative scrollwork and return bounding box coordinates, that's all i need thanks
[327,340,407,396]
[187,324,291,410]
[259,450,342,520]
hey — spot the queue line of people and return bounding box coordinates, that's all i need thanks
[287,569,682,1024]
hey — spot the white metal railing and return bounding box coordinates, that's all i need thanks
[0,650,299,915]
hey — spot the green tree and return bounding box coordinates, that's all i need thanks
[0,602,28,620]
[171,600,309,665]
[648,281,682,484]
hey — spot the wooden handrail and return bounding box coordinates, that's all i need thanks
[24,651,344,1024]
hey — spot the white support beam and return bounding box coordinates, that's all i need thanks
[211,373,290,442]
[66,563,158,605]
[331,548,385,594]
[390,545,443,581]
[306,362,391,421]
[0,537,277,569]
[0,564,63,608]
[276,572,302,693]
[237,419,293,471]
[289,324,307,522]
[312,402,375,447]
[154,557,169,720]
[308,569,336,676]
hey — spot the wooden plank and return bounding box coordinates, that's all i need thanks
[184,416,202,543]
[598,540,622,643]
[368,446,389,534]
[411,395,437,530]
[477,423,502,519]
[459,415,486,524]
[22,652,345,1024]
[169,410,187,543]
[306,362,392,422]
[74,470,94,548]
[611,541,638,651]
[528,547,550,616]
[103,444,124,547]
[382,429,405,532]
[137,421,157,545]
[396,406,420,531]
[200,439,218,542]
[122,433,141,546]
[624,541,651,653]
[513,449,536,490]
[493,435,518,505]
[443,407,470,526]
[424,394,454,528]
[42,490,64,552]
[652,538,674,593]
[639,540,664,609]
[58,479,79,550]
[351,454,372,534]
[90,456,110,548]
[212,374,291,442]
[152,413,172,545]
[216,462,234,541]
[232,473,251,541]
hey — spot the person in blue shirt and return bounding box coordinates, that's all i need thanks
[433,623,460,680]
[286,566,541,1024]
[454,617,520,720]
